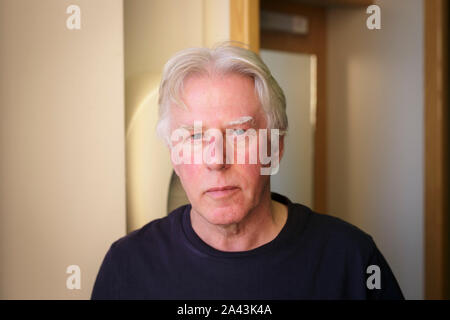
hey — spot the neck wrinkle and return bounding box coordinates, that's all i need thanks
[190,186,287,252]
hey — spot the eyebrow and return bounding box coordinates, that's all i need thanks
[225,116,255,126]
[177,116,255,131]
[179,124,195,131]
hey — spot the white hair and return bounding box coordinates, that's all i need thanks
[156,43,288,146]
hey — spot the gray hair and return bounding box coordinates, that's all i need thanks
[156,43,288,146]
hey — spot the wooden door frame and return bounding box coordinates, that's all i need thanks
[230,0,260,53]
[424,0,448,300]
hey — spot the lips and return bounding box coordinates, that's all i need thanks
[205,185,239,199]
[206,186,238,192]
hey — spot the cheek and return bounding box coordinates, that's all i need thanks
[234,163,268,192]
[175,164,202,191]
[231,133,260,165]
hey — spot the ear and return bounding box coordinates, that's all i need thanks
[171,157,181,178]
[168,146,180,177]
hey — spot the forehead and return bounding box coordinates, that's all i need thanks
[170,73,266,128]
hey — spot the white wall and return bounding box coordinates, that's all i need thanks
[327,0,424,299]
[260,49,315,208]
[0,0,126,299]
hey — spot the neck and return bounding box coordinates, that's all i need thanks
[190,187,288,252]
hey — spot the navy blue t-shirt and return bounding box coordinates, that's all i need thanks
[91,192,404,299]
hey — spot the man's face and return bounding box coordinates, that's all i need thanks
[169,73,277,226]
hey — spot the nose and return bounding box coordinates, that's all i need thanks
[205,133,231,171]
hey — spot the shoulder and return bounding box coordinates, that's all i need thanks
[290,202,377,259]
[287,202,404,299]
[108,204,188,256]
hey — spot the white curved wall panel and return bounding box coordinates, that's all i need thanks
[125,73,173,232]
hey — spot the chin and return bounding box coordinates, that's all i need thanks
[202,205,247,226]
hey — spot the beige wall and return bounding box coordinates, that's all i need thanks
[327,0,424,299]
[124,0,230,80]
[0,0,126,299]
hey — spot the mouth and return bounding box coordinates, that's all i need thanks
[205,186,240,199]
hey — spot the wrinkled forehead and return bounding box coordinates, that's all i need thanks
[169,73,267,129]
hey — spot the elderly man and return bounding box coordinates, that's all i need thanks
[92,44,404,300]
